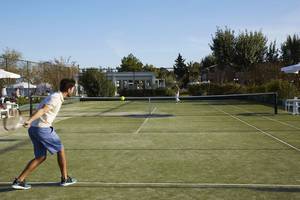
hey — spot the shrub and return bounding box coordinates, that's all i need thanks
[119,88,174,97]
[246,85,266,93]
[16,96,41,106]
[79,68,116,97]
[265,79,299,99]
[188,83,246,95]
[188,84,207,96]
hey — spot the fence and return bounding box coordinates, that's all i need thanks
[0,56,80,97]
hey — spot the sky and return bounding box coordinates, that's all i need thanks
[0,0,299,68]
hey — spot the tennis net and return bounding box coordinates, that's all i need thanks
[29,92,278,118]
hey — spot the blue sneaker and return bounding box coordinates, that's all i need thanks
[60,176,77,186]
[12,178,31,190]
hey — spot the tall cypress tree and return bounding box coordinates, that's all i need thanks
[281,34,300,65]
[266,41,279,63]
[173,53,188,87]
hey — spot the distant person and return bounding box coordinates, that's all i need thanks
[12,79,77,190]
[0,88,5,107]
[11,88,20,102]
[15,88,20,98]
[175,85,180,103]
[1,87,7,104]
[1,87,7,97]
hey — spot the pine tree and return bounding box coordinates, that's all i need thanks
[173,54,188,88]
[117,53,143,72]
[281,34,300,65]
[266,41,279,63]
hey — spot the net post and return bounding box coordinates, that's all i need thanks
[274,92,278,115]
[148,97,151,116]
[29,96,33,117]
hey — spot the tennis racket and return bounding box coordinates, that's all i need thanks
[2,109,25,131]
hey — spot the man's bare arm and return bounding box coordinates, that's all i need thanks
[24,105,51,127]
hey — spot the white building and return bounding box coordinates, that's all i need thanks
[105,72,165,90]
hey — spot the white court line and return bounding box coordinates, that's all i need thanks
[134,107,157,134]
[1,181,300,189]
[230,105,300,130]
[211,106,300,152]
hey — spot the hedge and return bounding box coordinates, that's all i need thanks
[187,80,299,99]
[119,88,175,97]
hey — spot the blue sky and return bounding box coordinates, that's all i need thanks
[0,0,299,68]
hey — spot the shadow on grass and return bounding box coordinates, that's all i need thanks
[63,148,289,151]
[0,187,15,193]
[14,147,291,151]
[0,183,59,193]
[0,139,20,142]
[253,188,300,192]
[1,183,300,193]
[52,129,300,134]
[74,185,300,193]
[0,140,30,155]
[236,112,274,117]
[125,114,174,118]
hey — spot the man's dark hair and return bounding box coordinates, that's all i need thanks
[60,78,76,92]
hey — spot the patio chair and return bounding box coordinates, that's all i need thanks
[0,103,8,119]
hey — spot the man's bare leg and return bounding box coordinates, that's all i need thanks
[57,148,67,179]
[17,156,47,181]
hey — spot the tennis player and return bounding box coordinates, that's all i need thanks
[12,79,77,190]
[175,85,180,103]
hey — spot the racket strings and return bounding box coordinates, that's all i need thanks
[2,109,24,131]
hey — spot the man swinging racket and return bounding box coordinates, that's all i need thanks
[12,78,77,190]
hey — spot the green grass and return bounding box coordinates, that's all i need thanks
[1,100,300,199]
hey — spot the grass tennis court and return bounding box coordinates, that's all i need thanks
[1,99,300,199]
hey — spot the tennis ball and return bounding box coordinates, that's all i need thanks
[120,96,125,101]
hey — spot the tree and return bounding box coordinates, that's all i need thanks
[79,68,115,97]
[200,55,217,83]
[266,41,279,63]
[40,57,79,91]
[117,53,143,72]
[0,48,22,72]
[173,53,188,87]
[201,54,216,69]
[187,62,201,82]
[210,27,235,66]
[0,48,22,89]
[143,64,159,75]
[157,67,175,88]
[281,34,300,65]
[234,30,267,71]
[210,27,236,83]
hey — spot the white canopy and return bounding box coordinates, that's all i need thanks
[37,83,52,89]
[0,69,21,79]
[9,82,37,89]
[1,87,7,96]
[281,63,300,74]
[36,83,52,94]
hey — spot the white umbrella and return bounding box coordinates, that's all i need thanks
[0,69,21,79]
[281,63,300,74]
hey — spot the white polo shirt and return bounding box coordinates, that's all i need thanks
[31,92,64,128]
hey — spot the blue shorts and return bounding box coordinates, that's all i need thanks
[28,126,63,158]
